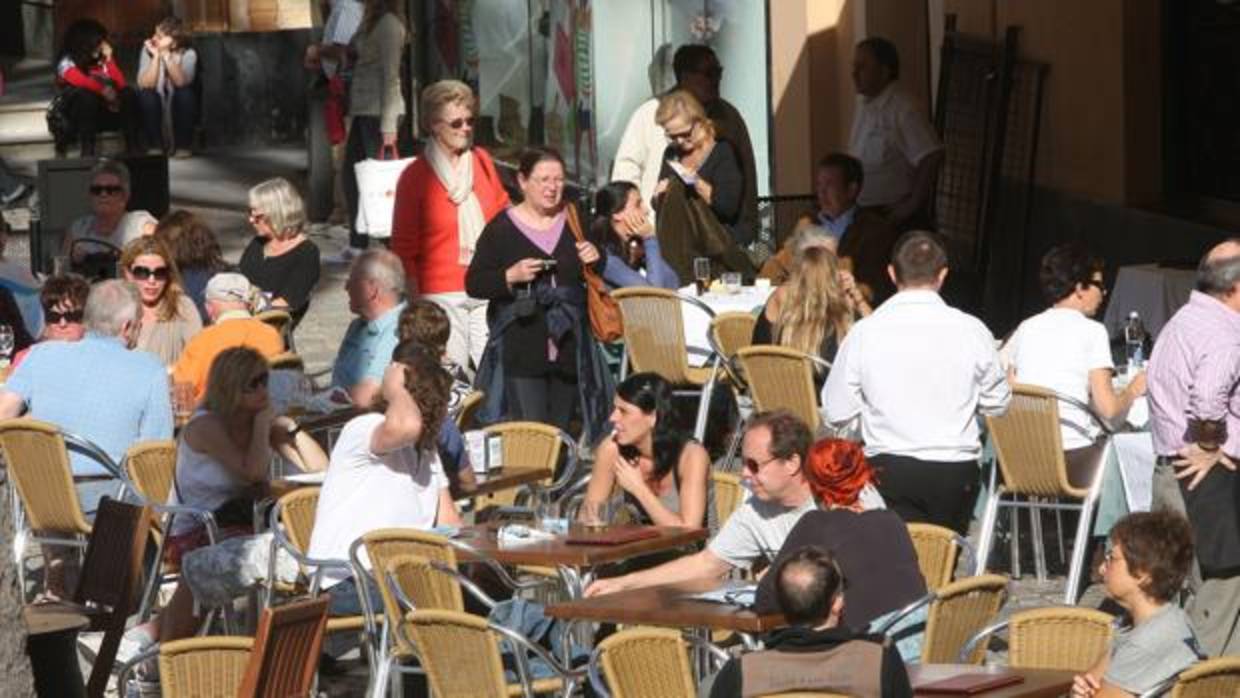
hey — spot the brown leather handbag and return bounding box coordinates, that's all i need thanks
[565,204,624,343]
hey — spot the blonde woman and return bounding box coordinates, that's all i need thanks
[120,235,201,365]
[239,177,321,326]
[752,246,870,389]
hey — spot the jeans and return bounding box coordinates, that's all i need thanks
[508,373,577,433]
[342,115,384,249]
[136,85,199,150]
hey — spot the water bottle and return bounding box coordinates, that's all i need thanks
[1124,311,1146,369]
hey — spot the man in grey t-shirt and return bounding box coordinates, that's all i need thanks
[584,411,816,597]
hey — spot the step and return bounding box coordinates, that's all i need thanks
[0,134,128,171]
[0,103,52,144]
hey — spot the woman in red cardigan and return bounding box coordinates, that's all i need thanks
[56,19,141,156]
[391,80,510,374]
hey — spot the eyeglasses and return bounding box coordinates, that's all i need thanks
[89,184,125,197]
[45,308,84,324]
[441,116,475,130]
[130,265,170,282]
[248,211,268,224]
[245,372,269,391]
[666,122,697,143]
[1086,278,1107,295]
[742,454,780,473]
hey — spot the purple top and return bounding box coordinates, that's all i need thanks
[1147,290,1240,458]
[506,208,565,255]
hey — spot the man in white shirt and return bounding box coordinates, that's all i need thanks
[583,411,816,597]
[822,231,1009,533]
[848,37,943,230]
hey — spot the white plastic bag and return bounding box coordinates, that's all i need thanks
[354,150,414,239]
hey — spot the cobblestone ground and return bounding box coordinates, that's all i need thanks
[6,146,1104,695]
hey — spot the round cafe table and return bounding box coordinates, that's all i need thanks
[678,284,773,365]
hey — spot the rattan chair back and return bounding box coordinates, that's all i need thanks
[268,351,305,372]
[158,636,254,698]
[923,574,1008,664]
[1007,607,1113,672]
[735,345,823,431]
[1171,657,1240,697]
[385,553,465,612]
[362,528,459,653]
[613,287,700,385]
[985,384,1083,498]
[405,609,511,698]
[0,418,90,534]
[711,471,745,529]
[124,440,177,508]
[237,596,330,698]
[478,421,564,507]
[597,627,696,698]
[709,311,757,360]
[276,486,321,554]
[907,523,961,592]
[455,390,485,430]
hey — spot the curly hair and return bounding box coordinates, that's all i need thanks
[379,341,451,451]
[156,209,225,272]
[1039,243,1104,305]
[397,299,450,351]
[120,236,187,322]
[1110,511,1194,603]
[614,372,687,486]
[803,438,877,507]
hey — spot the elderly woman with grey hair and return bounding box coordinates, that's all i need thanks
[239,177,321,326]
[64,159,158,275]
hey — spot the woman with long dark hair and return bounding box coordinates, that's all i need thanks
[591,181,678,289]
[56,18,140,155]
[579,372,711,528]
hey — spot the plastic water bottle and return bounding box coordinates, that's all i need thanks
[1124,312,1146,369]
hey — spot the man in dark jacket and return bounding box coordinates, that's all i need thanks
[708,545,912,698]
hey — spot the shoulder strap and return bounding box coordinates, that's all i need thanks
[564,203,586,244]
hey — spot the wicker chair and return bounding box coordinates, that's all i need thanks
[402,609,585,698]
[921,574,1009,664]
[907,522,974,593]
[734,345,830,433]
[1156,657,1240,697]
[255,308,293,350]
[237,596,331,698]
[588,626,729,698]
[612,287,721,440]
[711,471,745,530]
[474,421,578,509]
[269,351,305,372]
[959,606,1113,671]
[978,384,1112,603]
[158,637,254,698]
[455,390,485,430]
[122,440,179,621]
[0,418,124,598]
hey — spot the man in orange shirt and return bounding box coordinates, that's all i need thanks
[172,273,284,402]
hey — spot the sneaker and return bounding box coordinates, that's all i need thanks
[1,183,28,206]
[324,246,364,264]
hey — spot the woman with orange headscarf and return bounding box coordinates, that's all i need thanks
[755,439,926,643]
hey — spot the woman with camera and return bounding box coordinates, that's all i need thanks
[465,147,612,438]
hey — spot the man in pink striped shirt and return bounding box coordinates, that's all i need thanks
[1146,238,1240,657]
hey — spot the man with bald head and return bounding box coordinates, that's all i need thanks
[1147,238,1240,656]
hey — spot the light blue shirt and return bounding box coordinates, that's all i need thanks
[6,334,173,475]
[331,302,404,390]
[818,206,858,243]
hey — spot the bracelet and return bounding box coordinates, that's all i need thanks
[1187,417,1227,450]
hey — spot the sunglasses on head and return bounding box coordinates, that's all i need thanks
[45,308,84,324]
[442,116,475,130]
[246,372,269,391]
[89,184,124,196]
[130,265,170,281]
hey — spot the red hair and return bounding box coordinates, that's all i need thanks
[805,438,876,507]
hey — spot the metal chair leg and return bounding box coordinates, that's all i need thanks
[1055,508,1067,566]
[1009,501,1021,579]
[1030,501,1047,582]
[1065,494,1100,604]
[973,482,1002,575]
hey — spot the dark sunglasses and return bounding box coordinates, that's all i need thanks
[666,123,696,142]
[442,116,475,130]
[45,309,84,324]
[743,455,780,473]
[246,372,269,391]
[89,184,125,196]
[130,265,170,281]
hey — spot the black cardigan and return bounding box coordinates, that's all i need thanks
[658,139,752,245]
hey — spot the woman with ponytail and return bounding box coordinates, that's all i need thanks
[579,372,712,528]
[755,438,925,642]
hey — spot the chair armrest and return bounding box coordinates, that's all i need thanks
[1047,389,1114,436]
[62,431,123,479]
[959,619,1010,663]
[873,590,936,635]
[114,646,161,696]
[954,533,976,576]
[587,645,612,698]
[445,537,557,595]
[488,618,586,682]
[427,559,498,610]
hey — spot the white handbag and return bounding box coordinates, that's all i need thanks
[353,145,414,239]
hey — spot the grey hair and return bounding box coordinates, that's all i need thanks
[248,177,307,240]
[1197,238,1240,296]
[792,225,838,261]
[419,79,476,134]
[84,279,141,337]
[353,248,406,297]
[90,158,131,193]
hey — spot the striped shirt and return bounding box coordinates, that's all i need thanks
[1147,290,1240,458]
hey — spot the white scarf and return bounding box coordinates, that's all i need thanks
[427,140,487,265]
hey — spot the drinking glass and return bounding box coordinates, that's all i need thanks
[693,257,711,296]
[579,498,616,529]
[722,272,742,294]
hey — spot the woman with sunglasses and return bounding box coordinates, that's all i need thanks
[651,89,752,280]
[1005,243,1145,491]
[11,274,89,369]
[240,177,321,327]
[64,159,158,270]
[121,236,202,365]
[392,80,510,374]
[580,372,711,528]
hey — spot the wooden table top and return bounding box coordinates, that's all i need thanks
[545,578,785,633]
[910,664,1075,698]
[452,467,553,499]
[454,523,707,568]
[22,604,91,636]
